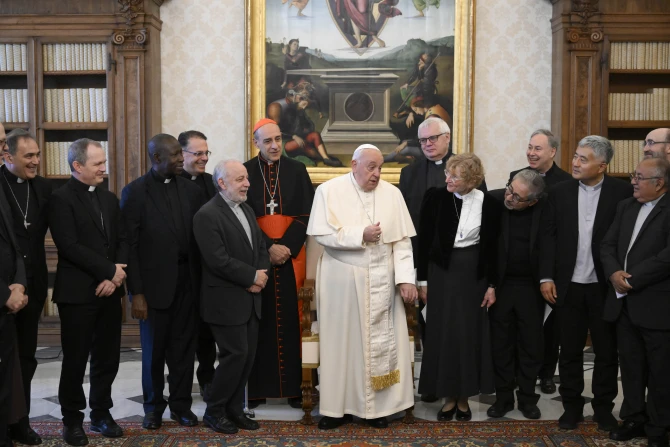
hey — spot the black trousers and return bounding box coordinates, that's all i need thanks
[196,317,217,388]
[617,303,670,438]
[489,278,544,405]
[207,312,259,418]
[556,282,618,415]
[140,266,197,414]
[539,309,560,380]
[14,276,44,414]
[0,314,17,447]
[57,297,121,426]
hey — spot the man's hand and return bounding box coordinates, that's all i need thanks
[112,263,127,287]
[292,135,305,148]
[6,284,28,313]
[540,281,557,305]
[405,112,415,128]
[247,285,262,293]
[269,244,291,266]
[399,283,418,303]
[255,270,268,289]
[95,280,116,297]
[610,270,633,294]
[363,222,382,243]
[418,285,427,304]
[131,293,148,320]
[481,287,496,308]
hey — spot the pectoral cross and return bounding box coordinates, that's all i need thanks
[266,199,277,215]
[24,220,30,229]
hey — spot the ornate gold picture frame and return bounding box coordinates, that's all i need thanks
[246,0,476,184]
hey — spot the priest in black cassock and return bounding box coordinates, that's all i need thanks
[244,118,314,408]
[1,129,51,445]
[177,130,217,397]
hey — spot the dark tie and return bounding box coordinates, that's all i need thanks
[89,190,104,230]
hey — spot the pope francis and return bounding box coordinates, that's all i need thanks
[306,144,418,430]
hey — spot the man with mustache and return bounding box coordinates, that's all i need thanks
[508,129,571,395]
[177,130,217,397]
[539,135,632,431]
[487,169,546,419]
[642,128,670,161]
[193,159,270,434]
[1,129,52,445]
[121,134,205,430]
[243,118,314,409]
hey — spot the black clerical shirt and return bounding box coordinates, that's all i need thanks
[151,169,189,260]
[506,205,534,279]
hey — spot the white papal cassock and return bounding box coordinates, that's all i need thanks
[306,173,416,419]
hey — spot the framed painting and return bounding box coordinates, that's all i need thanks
[246,0,476,184]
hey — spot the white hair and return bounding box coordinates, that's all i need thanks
[418,117,450,135]
[352,144,381,161]
[212,158,241,191]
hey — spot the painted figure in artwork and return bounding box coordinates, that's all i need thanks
[413,0,440,17]
[334,0,402,48]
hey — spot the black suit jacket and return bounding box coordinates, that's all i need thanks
[181,170,217,200]
[0,188,27,310]
[509,162,572,189]
[121,171,206,310]
[601,194,670,329]
[0,167,52,303]
[399,154,487,261]
[193,194,270,326]
[416,187,501,284]
[489,188,546,286]
[49,178,129,303]
[539,176,633,306]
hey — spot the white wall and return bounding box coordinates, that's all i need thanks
[161,0,553,187]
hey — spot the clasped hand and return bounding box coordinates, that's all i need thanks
[269,244,291,265]
[247,269,268,293]
[609,270,632,294]
[363,222,382,243]
[6,283,28,313]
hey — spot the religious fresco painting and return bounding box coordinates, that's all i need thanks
[262,0,457,170]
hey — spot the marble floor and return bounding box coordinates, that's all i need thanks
[28,346,620,424]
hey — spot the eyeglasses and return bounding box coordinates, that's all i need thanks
[504,182,531,203]
[183,150,211,158]
[418,132,448,146]
[629,173,662,183]
[644,139,670,147]
[444,171,462,181]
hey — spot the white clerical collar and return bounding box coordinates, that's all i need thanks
[16,177,25,184]
[191,175,197,181]
[579,176,604,192]
[454,189,477,201]
[164,178,172,184]
[88,186,96,192]
[434,160,443,165]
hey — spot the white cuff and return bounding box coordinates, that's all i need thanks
[540,278,553,284]
[417,281,427,287]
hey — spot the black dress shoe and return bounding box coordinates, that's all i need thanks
[90,417,123,438]
[229,413,260,430]
[367,417,388,429]
[170,410,198,427]
[437,405,457,421]
[610,420,646,441]
[248,399,266,409]
[62,425,88,446]
[558,411,584,430]
[648,435,669,447]
[142,412,162,430]
[288,397,303,408]
[593,412,618,431]
[539,378,557,394]
[203,413,238,434]
[318,414,353,430]
[421,394,439,403]
[456,407,472,422]
[487,401,514,418]
[10,420,42,445]
[518,403,541,420]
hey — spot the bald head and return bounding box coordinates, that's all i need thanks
[148,133,184,176]
[643,128,670,161]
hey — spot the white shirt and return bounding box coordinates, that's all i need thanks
[571,177,604,284]
[453,188,484,248]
